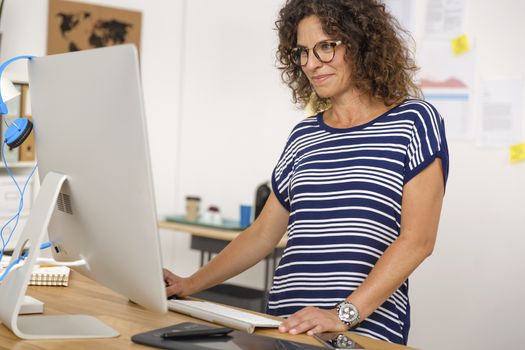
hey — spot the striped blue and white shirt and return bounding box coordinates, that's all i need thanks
[268,99,449,344]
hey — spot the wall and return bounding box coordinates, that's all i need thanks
[168,0,305,290]
[408,1,525,349]
[0,0,185,217]
[175,1,525,349]
[1,1,524,349]
[0,0,186,274]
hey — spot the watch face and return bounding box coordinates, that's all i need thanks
[338,303,358,323]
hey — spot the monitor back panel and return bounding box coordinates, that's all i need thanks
[28,45,167,313]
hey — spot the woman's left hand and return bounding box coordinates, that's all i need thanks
[278,306,348,335]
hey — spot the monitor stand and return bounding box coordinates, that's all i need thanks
[0,172,119,339]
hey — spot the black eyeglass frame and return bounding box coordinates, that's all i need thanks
[290,40,343,67]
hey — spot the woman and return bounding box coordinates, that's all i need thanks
[164,0,448,344]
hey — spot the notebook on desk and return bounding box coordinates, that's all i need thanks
[29,265,70,286]
[1,257,70,287]
[167,299,282,334]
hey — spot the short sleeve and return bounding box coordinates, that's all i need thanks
[404,101,449,186]
[271,116,322,211]
[271,135,294,212]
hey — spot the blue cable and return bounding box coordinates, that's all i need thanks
[0,242,53,283]
[0,54,51,283]
[0,54,36,256]
[39,242,52,250]
[0,255,24,282]
[0,140,22,254]
[0,140,39,263]
[0,125,28,253]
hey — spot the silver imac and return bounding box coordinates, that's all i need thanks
[0,45,167,339]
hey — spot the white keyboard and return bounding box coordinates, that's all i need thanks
[168,299,281,332]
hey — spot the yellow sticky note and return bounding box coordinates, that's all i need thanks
[510,143,525,164]
[451,34,470,56]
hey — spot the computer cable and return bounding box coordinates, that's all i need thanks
[0,55,39,266]
[0,139,38,263]
[0,242,55,283]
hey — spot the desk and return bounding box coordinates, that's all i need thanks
[159,220,287,303]
[0,272,416,350]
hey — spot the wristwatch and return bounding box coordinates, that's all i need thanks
[335,301,360,329]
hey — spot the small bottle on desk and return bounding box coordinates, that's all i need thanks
[202,205,222,226]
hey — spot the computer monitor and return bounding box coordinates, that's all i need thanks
[0,45,167,339]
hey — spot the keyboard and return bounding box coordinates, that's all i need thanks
[167,299,282,333]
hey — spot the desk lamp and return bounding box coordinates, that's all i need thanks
[0,74,20,104]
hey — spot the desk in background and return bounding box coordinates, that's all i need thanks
[159,217,287,311]
[0,271,416,350]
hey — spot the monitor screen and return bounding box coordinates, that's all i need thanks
[27,44,167,314]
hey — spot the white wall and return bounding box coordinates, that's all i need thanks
[408,1,525,349]
[0,0,186,280]
[0,0,185,217]
[2,1,524,349]
[175,1,525,349]
[170,0,304,289]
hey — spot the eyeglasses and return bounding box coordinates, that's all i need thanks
[290,40,343,67]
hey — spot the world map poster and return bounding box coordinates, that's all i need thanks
[47,0,141,55]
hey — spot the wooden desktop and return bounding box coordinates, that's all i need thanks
[0,272,416,350]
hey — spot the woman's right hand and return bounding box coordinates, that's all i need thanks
[163,268,193,298]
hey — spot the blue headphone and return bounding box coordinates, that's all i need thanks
[0,55,44,276]
[0,55,35,148]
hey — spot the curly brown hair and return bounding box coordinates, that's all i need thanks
[275,0,421,112]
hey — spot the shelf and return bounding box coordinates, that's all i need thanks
[0,162,37,169]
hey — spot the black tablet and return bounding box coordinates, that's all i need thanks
[131,322,324,350]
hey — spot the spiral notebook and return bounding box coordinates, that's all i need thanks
[1,257,70,286]
[29,266,70,286]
